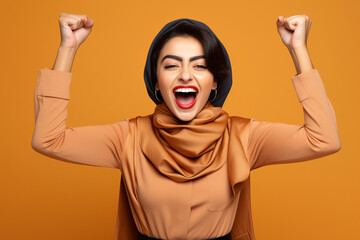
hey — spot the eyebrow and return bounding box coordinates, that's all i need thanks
[160,55,205,63]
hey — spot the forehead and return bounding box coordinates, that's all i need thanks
[159,36,204,59]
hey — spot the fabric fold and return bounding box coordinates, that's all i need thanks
[138,102,251,196]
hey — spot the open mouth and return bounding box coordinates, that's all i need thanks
[173,85,199,109]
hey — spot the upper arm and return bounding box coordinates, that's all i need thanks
[247,119,339,170]
[246,69,341,170]
[32,118,130,169]
[31,68,130,169]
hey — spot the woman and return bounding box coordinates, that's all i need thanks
[32,13,341,240]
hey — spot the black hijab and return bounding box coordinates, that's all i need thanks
[143,18,232,108]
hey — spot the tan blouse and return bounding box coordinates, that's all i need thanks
[31,68,340,240]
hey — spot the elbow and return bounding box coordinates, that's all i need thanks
[329,138,341,154]
[325,129,342,154]
[306,126,341,157]
[31,131,65,156]
[31,134,43,153]
[317,136,341,156]
[324,140,341,155]
[31,133,51,154]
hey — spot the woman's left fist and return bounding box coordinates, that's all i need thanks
[276,15,312,50]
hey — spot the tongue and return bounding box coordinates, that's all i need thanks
[175,93,196,105]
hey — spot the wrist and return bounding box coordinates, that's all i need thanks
[53,46,78,72]
[58,45,78,55]
[288,44,308,54]
[287,45,313,75]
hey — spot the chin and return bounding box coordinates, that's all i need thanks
[172,103,205,122]
[175,112,197,122]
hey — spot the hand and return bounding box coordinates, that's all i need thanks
[58,13,94,50]
[276,15,311,50]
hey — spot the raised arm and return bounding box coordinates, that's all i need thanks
[247,15,340,169]
[31,13,129,169]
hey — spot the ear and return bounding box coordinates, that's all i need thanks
[212,80,217,90]
[155,82,159,90]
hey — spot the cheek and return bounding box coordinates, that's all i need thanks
[157,70,176,85]
[156,72,172,93]
[197,73,215,89]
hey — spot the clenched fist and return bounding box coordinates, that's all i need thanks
[276,15,312,50]
[59,13,94,49]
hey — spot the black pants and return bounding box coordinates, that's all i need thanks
[138,231,232,240]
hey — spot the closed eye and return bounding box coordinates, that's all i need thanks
[164,65,177,69]
[195,65,207,69]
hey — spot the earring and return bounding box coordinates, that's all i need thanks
[209,89,217,102]
[155,89,163,103]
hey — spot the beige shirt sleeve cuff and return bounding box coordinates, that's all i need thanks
[291,69,326,102]
[37,68,72,100]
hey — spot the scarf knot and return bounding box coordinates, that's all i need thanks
[138,102,250,197]
[140,102,229,182]
[152,102,229,158]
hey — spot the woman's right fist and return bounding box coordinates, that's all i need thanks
[58,13,94,49]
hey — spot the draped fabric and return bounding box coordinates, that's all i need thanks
[141,102,229,182]
[140,102,250,195]
[116,103,254,240]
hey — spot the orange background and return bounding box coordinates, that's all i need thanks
[1,0,359,239]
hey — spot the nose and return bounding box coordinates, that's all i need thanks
[179,66,192,82]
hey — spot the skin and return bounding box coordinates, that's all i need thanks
[52,13,94,72]
[155,36,217,121]
[52,13,314,120]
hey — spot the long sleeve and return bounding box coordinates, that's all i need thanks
[31,68,129,169]
[247,69,341,170]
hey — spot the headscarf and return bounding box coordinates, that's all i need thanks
[143,18,232,107]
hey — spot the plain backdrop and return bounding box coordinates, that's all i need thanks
[0,0,359,239]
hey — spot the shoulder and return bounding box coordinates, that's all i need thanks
[127,114,154,129]
[228,116,252,129]
[226,116,253,145]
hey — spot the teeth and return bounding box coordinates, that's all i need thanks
[174,88,197,93]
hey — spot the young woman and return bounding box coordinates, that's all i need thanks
[32,13,341,240]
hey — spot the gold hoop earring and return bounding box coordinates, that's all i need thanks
[155,89,163,103]
[209,89,217,102]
